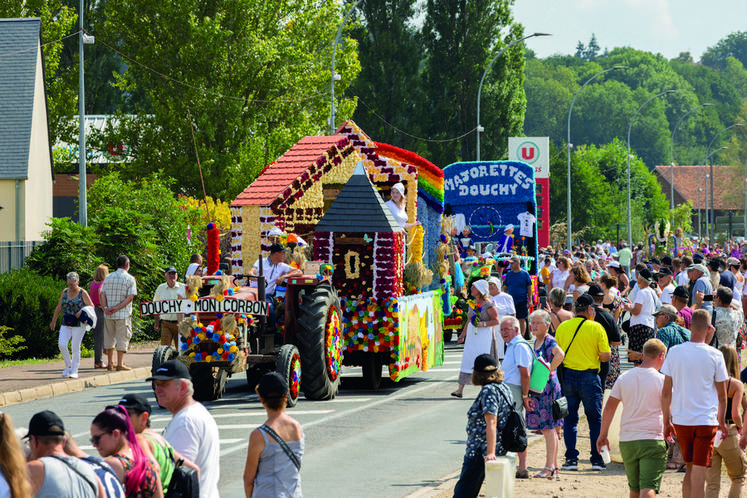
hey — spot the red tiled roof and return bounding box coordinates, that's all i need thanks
[654,164,743,210]
[232,136,350,206]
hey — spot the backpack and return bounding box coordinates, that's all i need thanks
[494,385,528,453]
[164,447,199,498]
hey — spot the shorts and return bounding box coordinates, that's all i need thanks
[674,424,717,467]
[104,317,133,351]
[514,300,529,320]
[619,439,667,492]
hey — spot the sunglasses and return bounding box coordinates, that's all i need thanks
[89,431,111,446]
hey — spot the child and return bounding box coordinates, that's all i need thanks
[459,226,473,258]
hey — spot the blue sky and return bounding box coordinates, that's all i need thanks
[512,0,747,61]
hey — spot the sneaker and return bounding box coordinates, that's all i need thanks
[591,463,606,471]
[69,373,79,379]
[62,368,70,377]
[561,460,578,471]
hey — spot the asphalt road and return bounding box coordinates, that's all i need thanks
[4,343,473,498]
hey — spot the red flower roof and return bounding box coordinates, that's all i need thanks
[232,136,351,206]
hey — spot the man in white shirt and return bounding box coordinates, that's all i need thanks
[153,266,186,349]
[657,268,676,305]
[598,339,668,498]
[248,243,301,296]
[149,360,221,498]
[499,316,534,478]
[662,309,728,498]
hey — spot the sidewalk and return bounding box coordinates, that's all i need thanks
[0,341,159,407]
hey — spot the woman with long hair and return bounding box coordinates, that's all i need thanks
[50,271,94,378]
[244,372,304,498]
[91,406,163,498]
[706,345,747,498]
[564,265,591,303]
[90,264,109,368]
[452,280,500,398]
[453,354,513,498]
[624,269,658,366]
[0,412,32,498]
[525,310,565,480]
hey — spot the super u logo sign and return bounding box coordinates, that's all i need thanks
[508,137,549,179]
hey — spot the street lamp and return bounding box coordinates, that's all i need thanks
[704,123,744,240]
[702,146,729,241]
[329,0,363,135]
[626,89,676,247]
[566,65,627,250]
[476,32,551,161]
[669,103,712,215]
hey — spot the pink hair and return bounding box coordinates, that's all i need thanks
[92,405,149,495]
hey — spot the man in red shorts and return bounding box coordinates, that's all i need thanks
[661,309,728,498]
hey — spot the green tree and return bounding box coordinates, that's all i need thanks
[0,0,78,146]
[348,0,422,149]
[96,0,361,199]
[418,0,525,166]
[701,31,747,71]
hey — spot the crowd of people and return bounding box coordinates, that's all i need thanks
[0,362,302,497]
[452,237,747,498]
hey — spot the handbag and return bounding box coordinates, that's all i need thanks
[494,385,528,453]
[165,446,199,498]
[556,318,586,386]
[552,397,569,420]
[519,341,550,396]
[62,314,80,327]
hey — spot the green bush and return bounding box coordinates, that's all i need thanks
[0,325,26,358]
[24,217,100,283]
[0,269,65,359]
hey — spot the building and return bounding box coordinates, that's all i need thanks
[0,18,54,241]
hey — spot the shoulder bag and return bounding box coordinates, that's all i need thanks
[553,318,587,421]
[164,446,199,498]
[518,341,551,396]
[259,424,302,471]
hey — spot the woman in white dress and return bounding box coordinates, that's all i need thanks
[452,280,500,398]
[384,182,419,230]
[551,256,570,290]
[488,276,515,359]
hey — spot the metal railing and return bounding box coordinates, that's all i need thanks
[0,241,41,273]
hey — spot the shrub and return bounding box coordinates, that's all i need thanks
[0,269,65,359]
[0,326,26,358]
[24,217,100,283]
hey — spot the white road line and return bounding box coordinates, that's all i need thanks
[219,380,439,457]
[150,409,333,423]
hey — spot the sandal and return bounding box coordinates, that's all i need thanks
[534,467,553,479]
[450,391,463,398]
[553,467,560,481]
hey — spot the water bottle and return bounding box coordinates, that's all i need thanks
[600,445,611,464]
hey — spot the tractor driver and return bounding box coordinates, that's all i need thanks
[248,243,302,341]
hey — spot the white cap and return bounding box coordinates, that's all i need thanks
[392,182,405,196]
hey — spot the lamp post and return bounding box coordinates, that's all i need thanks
[329,0,362,135]
[703,146,729,242]
[476,32,550,161]
[704,123,744,240]
[626,89,676,247]
[669,103,712,215]
[566,65,627,250]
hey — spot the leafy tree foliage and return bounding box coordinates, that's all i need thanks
[94,0,360,199]
[418,0,526,166]
[575,34,601,62]
[349,0,422,150]
[702,31,747,71]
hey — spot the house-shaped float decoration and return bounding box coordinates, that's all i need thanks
[313,161,405,300]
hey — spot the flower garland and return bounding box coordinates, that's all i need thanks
[325,306,342,381]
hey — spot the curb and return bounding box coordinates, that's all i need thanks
[0,367,151,407]
[404,432,546,498]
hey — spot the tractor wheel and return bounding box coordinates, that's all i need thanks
[151,346,178,405]
[296,282,343,401]
[362,352,383,390]
[276,345,302,408]
[191,364,228,402]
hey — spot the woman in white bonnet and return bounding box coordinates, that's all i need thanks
[385,182,420,230]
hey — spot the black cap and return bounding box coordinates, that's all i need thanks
[648,257,660,265]
[661,256,672,266]
[256,372,288,399]
[115,393,152,415]
[473,354,499,372]
[657,267,673,277]
[269,243,284,254]
[693,254,704,263]
[145,360,191,381]
[25,410,65,438]
[707,259,722,270]
[575,293,595,309]
[587,283,604,298]
[637,268,654,283]
[164,266,177,273]
[673,285,689,299]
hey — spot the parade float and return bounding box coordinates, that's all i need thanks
[228,122,445,392]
